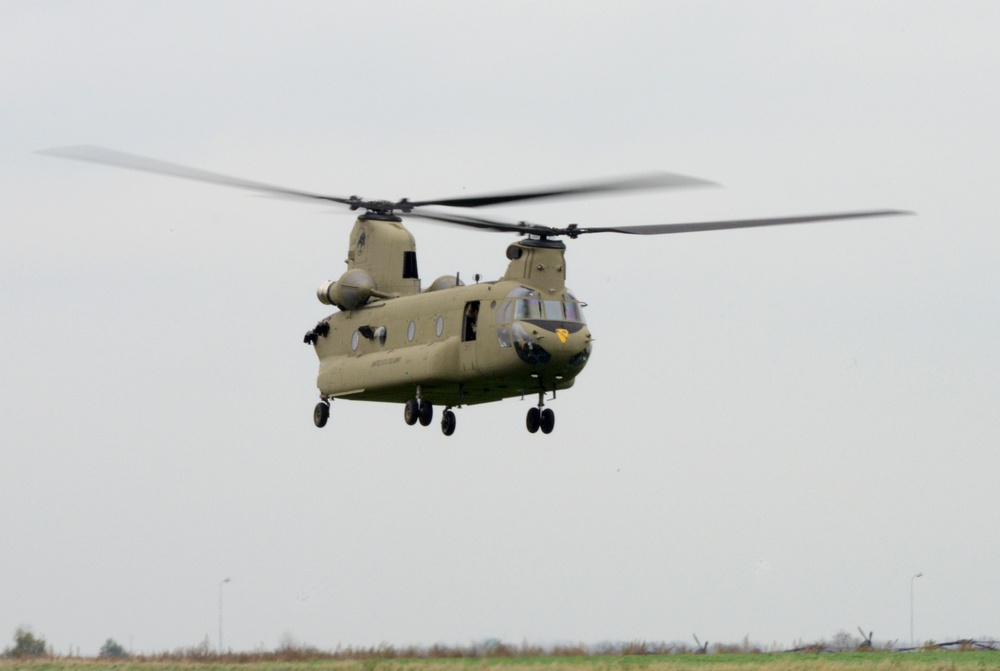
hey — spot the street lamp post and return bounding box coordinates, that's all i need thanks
[219,578,231,655]
[910,572,923,647]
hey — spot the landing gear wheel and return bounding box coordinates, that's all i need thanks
[418,400,434,426]
[441,409,456,436]
[540,407,555,434]
[404,399,419,426]
[313,402,329,428]
[526,406,541,433]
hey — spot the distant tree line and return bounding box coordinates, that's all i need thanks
[1,627,48,658]
[0,628,128,659]
[3,626,999,660]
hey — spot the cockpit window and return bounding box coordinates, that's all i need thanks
[507,286,534,299]
[505,286,585,323]
[514,298,542,320]
[563,291,586,323]
[497,300,513,324]
[564,301,585,323]
[543,300,563,319]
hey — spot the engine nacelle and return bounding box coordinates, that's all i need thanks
[316,269,377,310]
[423,274,465,292]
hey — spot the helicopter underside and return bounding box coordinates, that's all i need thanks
[323,357,579,407]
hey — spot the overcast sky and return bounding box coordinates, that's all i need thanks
[3,0,999,656]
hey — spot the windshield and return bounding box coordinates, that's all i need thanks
[563,290,586,323]
[504,286,585,323]
[563,300,585,323]
[514,298,542,320]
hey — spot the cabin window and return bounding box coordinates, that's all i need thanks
[407,320,416,342]
[403,251,418,279]
[351,330,360,351]
[435,315,444,337]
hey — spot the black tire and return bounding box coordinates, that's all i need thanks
[540,407,555,434]
[526,406,541,433]
[404,399,419,425]
[418,400,433,426]
[313,402,329,428]
[441,409,456,436]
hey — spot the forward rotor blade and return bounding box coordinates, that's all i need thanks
[404,210,553,235]
[406,172,717,209]
[575,210,912,235]
[39,145,356,206]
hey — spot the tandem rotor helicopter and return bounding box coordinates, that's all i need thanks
[43,146,909,436]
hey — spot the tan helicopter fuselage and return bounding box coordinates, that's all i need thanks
[309,216,593,407]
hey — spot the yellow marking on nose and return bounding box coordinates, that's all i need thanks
[556,328,569,343]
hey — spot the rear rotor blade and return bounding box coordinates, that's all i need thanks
[405,172,717,209]
[575,210,911,235]
[409,209,911,238]
[39,145,357,206]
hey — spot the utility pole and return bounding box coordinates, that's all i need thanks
[219,578,231,655]
[910,572,923,647]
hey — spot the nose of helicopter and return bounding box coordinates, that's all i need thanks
[512,320,592,375]
[546,324,591,361]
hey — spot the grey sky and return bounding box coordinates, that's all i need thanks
[3,0,999,655]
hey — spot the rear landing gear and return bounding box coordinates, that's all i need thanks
[441,409,456,436]
[314,401,329,428]
[418,400,433,426]
[404,399,419,425]
[404,391,434,427]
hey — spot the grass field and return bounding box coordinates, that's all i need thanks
[4,653,1000,671]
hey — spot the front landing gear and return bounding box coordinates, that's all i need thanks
[526,406,541,433]
[314,401,330,428]
[540,407,555,434]
[526,394,555,434]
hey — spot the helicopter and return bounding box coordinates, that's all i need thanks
[42,146,909,436]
